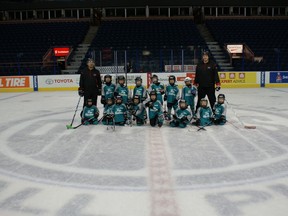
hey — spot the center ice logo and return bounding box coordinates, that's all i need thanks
[0,108,287,190]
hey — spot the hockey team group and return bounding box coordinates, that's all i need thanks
[77,53,226,130]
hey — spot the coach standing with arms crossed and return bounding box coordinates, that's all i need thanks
[194,52,221,112]
[78,58,102,108]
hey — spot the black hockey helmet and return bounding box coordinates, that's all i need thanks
[87,98,93,106]
[117,75,125,81]
[117,75,125,85]
[135,76,142,82]
[104,74,112,83]
[218,94,225,99]
[135,76,142,86]
[106,97,114,105]
[168,75,176,84]
[217,94,225,104]
[133,95,140,104]
[169,75,176,81]
[116,95,123,104]
[151,74,158,83]
[149,90,157,96]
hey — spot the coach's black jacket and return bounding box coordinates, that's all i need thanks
[194,60,220,87]
[79,67,102,95]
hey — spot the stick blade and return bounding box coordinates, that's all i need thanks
[244,125,256,129]
[66,125,73,129]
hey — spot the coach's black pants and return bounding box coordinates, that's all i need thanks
[196,86,216,111]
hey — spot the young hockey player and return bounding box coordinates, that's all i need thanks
[195,98,213,126]
[133,76,147,102]
[112,95,128,126]
[213,94,227,125]
[170,99,192,128]
[114,75,130,105]
[103,97,115,125]
[148,74,165,104]
[81,98,99,125]
[129,95,146,126]
[145,90,164,127]
[164,75,180,120]
[101,74,116,106]
[181,77,197,117]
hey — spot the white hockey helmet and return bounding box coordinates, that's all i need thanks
[184,77,192,82]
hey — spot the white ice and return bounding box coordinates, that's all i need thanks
[0,88,288,216]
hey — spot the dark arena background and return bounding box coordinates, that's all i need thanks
[0,1,288,216]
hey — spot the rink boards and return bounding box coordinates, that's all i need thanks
[0,71,288,92]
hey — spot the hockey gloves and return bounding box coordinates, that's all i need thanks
[164,94,167,101]
[215,83,221,91]
[106,114,114,119]
[145,101,154,109]
[191,88,197,96]
[78,88,84,97]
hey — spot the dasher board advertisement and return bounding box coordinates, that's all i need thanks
[0,76,33,92]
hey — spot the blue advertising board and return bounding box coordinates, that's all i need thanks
[269,72,288,83]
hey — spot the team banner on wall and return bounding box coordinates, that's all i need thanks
[219,72,259,88]
[0,76,33,92]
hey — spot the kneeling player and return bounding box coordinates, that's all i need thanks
[112,95,128,126]
[145,90,164,127]
[82,98,99,125]
[130,95,146,126]
[103,97,115,125]
[195,98,213,126]
[213,94,227,125]
[170,100,192,128]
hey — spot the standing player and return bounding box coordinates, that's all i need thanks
[78,58,102,107]
[194,52,220,112]
[195,98,213,126]
[101,74,116,106]
[213,94,227,125]
[148,74,165,104]
[181,77,197,117]
[145,90,164,127]
[133,76,147,102]
[164,75,180,120]
[81,98,99,125]
[170,99,192,128]
[114,75,130,105]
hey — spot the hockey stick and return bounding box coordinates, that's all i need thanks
[66,116,95,130]
[225,99,256,129]
[66,96,82,128]
[197,121,212,131]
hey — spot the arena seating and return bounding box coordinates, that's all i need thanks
[206,19,288,71]
[0,21,89,75]
[81,19,207,72]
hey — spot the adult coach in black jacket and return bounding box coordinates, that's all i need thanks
[78,58,102,107]
[194,52,221,112]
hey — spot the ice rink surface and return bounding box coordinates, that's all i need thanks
[0,88,288,216]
